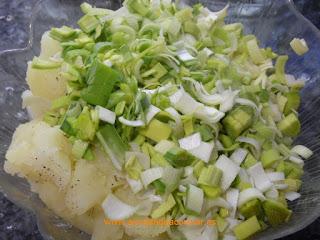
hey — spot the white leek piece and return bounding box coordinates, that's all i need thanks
[118,116,145,127]
[265,187,279,200]
[285,191,301,201]
[291,145,313,159]
[230,148,248,165]
[290,38,309,56]
[238,188,265,207]
[179,133,202,150]
[266,172,285,182]
[126,176,143,194]
[236,137,261,155]
[154,140,176,154]
[189,141,214,163]
[247,163,273,192]
[205,197,231,211]
[289,155,304,165]
[170,88,202,115]
[102,194,137,220]
[215,155,240,191]
[165,107,184,136]
[185,184,204,214]
[177,49,195,61]
[145,105,161,124]
[140,167,163,187]
[226,188,239,218]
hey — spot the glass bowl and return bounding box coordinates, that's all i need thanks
[0,0,320,239]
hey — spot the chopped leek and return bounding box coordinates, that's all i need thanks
[27,1,310,238]
[233,216,261,240]
[97,124,128,170]
[185,184,204,215]
[102,194,137,220]
[215,155,240,191]
[151,194,176,218]
[290,38,309,56]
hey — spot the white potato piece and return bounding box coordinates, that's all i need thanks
[27,32,65,100]
[22,90,51,119]
[91,209,124,240]
[65,159,109,216]
[30,181,96,234]
[26,63,66,101]
[30,181,69,216]
[39,31,62,60]
[5,121,72,189]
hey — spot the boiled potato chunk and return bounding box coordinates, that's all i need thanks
[30,181,69,216]
[65,159,109,216]
[5,121,72,189]
[30,181,96,235]
[27,32,66,101]
[39,31,62,60]
[26,63,66,101]
[22,90,51,119]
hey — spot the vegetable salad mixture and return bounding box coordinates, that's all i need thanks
[5,0,313,240]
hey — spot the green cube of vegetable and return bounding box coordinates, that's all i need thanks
[140,119,172,142]
[201,185,221,199]
[261,149,281,168]
[219,134,234,148]
[164,147,195,167]
[262,199,292,226]
[277,113,300,137]
[241,153,257,169]
[233,216,261,240]
[239,199,264,219]
[222,106,253,139]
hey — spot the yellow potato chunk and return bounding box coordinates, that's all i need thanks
[39,31,62,60]
[65,159,109,216]
[5,121,72,189]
